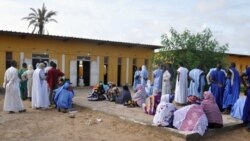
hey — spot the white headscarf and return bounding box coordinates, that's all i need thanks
[28,65,33,70]
[153,94,176,127]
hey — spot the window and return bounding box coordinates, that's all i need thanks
[144,59,148,68]
[133,58,137,65]
[6,52,12,69]
[104,56,108,65]
[118,57,122,65]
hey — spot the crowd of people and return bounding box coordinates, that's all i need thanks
[87,62,250,135]
[2,60,75,114]
[2,60,250,135]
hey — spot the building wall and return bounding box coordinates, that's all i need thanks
[227,55,250,73]
[0,34,153,86]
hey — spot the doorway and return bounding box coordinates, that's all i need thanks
[117,57,122,86]
[104,57,108,84]
[32,54,49,69]
[77,60,90,86]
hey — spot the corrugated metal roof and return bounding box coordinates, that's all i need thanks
[0,30,161,49]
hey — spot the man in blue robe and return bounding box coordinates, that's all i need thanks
[209,64,226,111]
[152,65,163,93]
[223,62,240,112]
[54,81,74,112]
[140,65,148,87]
[242,66,250,131]
[133,67,141,91]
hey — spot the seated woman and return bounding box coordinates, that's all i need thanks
[187,95,201,105]
[173,104,208,136]
[107,83,120,102]
[231,96,246,119]
[153,94,177,127]
[115,85,132,104]
[127,84,147,107]
[143,91,161,115]
[54,81,74,113]
[201,91,223,128]
[88,83,106,101]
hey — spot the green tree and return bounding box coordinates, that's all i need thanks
[155,27,228,72]
[22,3,57,34]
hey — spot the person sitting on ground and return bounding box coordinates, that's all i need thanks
[173,104,208,136]
[54,81,74,113]
[127,84,147,107]
[107,83,120,102]
[153,94,177,127]
[115,85,132,104]
[88,83,106,101]
[187,95,201,105]
[201,91,223,128]
[230,90,247,120]
[143,90,161,115]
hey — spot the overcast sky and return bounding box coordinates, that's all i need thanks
[0,0,250,55]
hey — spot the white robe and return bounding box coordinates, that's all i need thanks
[32,68,50,108]
[188,68,204,98]
[3,66,24,112]
[174,67,188,104]
[162,70,171,95]
[22,69,34,98]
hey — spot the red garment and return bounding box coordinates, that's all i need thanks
[47,68,64,90]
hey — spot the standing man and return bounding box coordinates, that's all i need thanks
[209,63,226,111]
[162,64,171,95]
[223,62,240,112]
[19,63,28,100]
[188,66,205,99]
[140,65,148,87]
[3,60,26,113]
[47,62,64,105]
[133,67,141,91]
[241,66,250,131]
[175,62,189,104]
[152,64,163,93]
[32,63,50,109]
[21,65,34,101]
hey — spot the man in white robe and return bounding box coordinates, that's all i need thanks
[162,65,171,95]
[21,65,34,101]
[3,60,26,113]
[174,62,188,104]
[32,63,50,109]
[188,66,205,99]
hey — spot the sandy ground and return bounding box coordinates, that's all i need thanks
[0,94,250,141]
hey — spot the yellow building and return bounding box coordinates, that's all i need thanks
[0,30,159,87]
[226,53,250,73]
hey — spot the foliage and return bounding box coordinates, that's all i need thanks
[22,3,57,34]
[155,27,228,72]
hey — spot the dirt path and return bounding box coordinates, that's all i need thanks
[0,94,249,141]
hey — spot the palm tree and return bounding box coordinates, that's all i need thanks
[22,3,57,34]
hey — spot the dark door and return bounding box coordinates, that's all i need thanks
[104,64,108,84]
[117,65,121,86]
[132,65,137,85]
[82,61,90,86]
[32,58,49,69]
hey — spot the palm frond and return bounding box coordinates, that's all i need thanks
[48,19,57,23]
[30,8,38,15]
[28,20,37,28]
